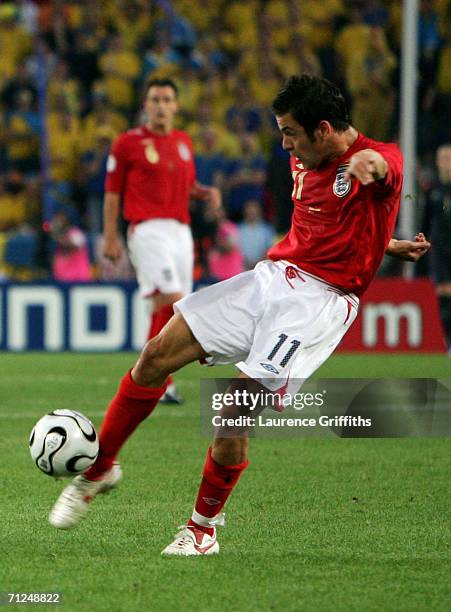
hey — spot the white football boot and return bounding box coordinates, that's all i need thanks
[159,383,185,405]
[161,526,219,556]
[48,463,122,529]
[161,514,224,556]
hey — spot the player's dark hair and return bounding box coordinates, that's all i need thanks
[145,78,178,97]
[272,74,351,140]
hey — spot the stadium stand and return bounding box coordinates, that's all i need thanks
[0,0,449,283]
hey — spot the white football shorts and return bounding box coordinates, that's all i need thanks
[127,219,193,297]
[175,260,359,394]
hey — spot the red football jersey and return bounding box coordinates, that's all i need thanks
[268,133,403,296]
[105,126,196,224]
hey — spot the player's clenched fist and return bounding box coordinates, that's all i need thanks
[386,232,431,262]
[103,236,124,263]
[344,148,388,185]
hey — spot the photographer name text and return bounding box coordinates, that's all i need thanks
[212,415,372,428]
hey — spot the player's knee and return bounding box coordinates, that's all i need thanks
[133,336,171,386]
[212,437,248,465]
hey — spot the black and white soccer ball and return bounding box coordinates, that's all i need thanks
[29,410,99,478]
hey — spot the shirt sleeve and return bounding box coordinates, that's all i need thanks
[185,133,196,187]
[190,140,196,186]
[104,134,129,195]
[371,142,403,193]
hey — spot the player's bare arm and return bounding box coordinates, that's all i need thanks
[386,232,431,261]
[191,181,222,207]
[102,191,124,262]
[344,149,389,185]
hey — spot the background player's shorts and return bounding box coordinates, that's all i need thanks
[175,260,359,395]
[127,219,193,297]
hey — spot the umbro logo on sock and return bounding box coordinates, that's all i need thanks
[202,497,220,505]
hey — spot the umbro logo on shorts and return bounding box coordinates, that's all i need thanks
[162,268,173,281]
[260,362,280,374]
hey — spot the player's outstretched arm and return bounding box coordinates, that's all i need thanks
[344,149,388,185]
[386,233,431,262]
[103,191,124,263]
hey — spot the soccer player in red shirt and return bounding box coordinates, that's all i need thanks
[103,78,220,403]
[49,75,430,553]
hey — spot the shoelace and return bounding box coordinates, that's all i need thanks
[285,265,305,288]
[174,526,198,547]
[61,486,86,508]
[67,477,97,504]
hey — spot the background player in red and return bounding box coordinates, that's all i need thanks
[49,75,430,554]
[103,78,220,403]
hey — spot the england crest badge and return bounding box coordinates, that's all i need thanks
[333,164,351,197]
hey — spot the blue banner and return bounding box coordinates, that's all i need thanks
[0,282,148,351]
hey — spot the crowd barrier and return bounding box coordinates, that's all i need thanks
[0,279,445,352]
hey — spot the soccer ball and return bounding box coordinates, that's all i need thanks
[29,409,99,478]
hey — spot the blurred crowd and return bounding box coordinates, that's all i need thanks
[0,0,450,284]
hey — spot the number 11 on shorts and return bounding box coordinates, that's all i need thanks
[267,334,301,368]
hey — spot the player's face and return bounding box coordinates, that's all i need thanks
[276,113,326,169]
[144,86,178,132]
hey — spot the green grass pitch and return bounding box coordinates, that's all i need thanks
[1,353,450,611]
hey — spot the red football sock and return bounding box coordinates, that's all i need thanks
[147,303,174,340]
[85,370,166,480]
[188,447,249,536]
[147,304,175,386]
